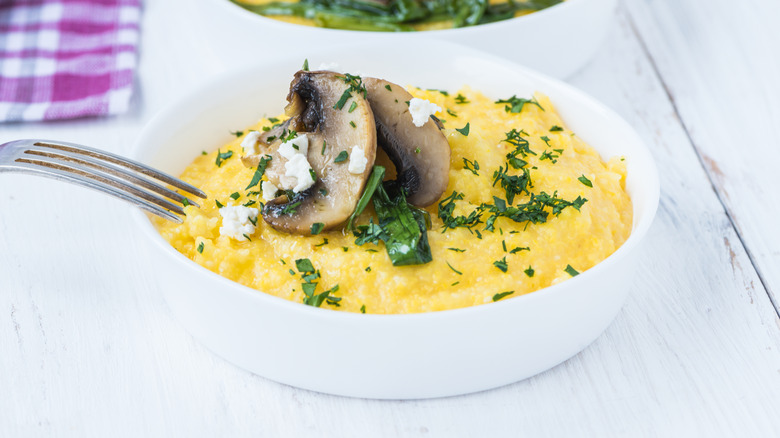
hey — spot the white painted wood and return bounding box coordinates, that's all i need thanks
[623,0,780,311]
[2,1,780,437]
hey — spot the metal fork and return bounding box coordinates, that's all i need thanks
[0,139,206,223]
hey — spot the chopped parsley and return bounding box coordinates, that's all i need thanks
[333,73,367,110]
[360,305,366,313]
[197,242,204,253]
[492,291,514,302]
[229,130,244,137]
[281,129,298,143]
[446,108,458,118]
[310,222,324,235]
[578,175,593,187]
[365,266,371,272]
[510,246,530,254]
[462,157,479,175]
[295,258,315,273]
[495,96,544,113]
[215,199,224,209]
[493,257,508,273]
[280,200,302,216]
[446,261,462,275]
[230,192,240,200]
[550,125,563,132]
[564,265,580,277]
[314,238,328,247]
[215,149,233,167]
[524,266,535,277]
[437,191,482,231]
[454,93,470,104]
[302,58,309,71]
[349,120,357,128]
[455,122,470,136]
[540,148,563,163]
[245,155,273,190]
[447,247,466,253]
[334,151,349,163]
[384,84,392,91]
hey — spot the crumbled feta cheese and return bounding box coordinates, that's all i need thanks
[347,145,368,174]
[278,134,309,160]
[284,153,315,192]
[408,98,441,127]
[218,205,259,241]
[261,180,279,202]
[240,131,262,155]
[275,133,314,193]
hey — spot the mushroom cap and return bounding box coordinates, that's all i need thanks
[243,70,377,235]
[363,77,450,207]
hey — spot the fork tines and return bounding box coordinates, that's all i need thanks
[1,139,206,223]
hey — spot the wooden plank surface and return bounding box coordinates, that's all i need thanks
[623,0,780,313]
[1,1,780,436]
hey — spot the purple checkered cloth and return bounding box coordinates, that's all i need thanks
[0,0,140,122]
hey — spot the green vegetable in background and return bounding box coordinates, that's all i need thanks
[230,0,564,32]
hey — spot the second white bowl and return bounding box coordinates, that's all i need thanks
[198,0,618,79]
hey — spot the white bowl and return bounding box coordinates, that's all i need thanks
[131,39,658,399]
[198,0,617,79]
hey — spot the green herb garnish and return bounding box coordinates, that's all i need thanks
[564,265,579,276]
[492,291,514,302]
[455,122,470,136]
[346,165,385,231]
[245,155,273,190]
[462,157,479,175]
[578,175,593,187]
[197,242,204,253]
[334,151,349,163]
[311,222,324,235]
[524,266,535,277]
[493,257,508,273]
[495,95,544,113]
[215,149,233,167]
[446,261,462,275]
[296,258,315,273]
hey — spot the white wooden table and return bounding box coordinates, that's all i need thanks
[2,0,780,436]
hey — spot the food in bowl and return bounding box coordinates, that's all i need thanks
[228,0,564,31]
[153,67,632,315]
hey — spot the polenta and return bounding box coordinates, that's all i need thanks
[154,82,632,314]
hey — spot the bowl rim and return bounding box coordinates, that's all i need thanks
[131,38,660,323]
[214,0,584,36]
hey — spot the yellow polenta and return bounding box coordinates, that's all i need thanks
[154,87,632,314]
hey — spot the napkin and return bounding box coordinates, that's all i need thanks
[0,0,141,122]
